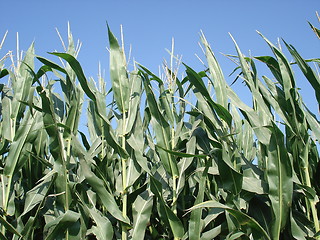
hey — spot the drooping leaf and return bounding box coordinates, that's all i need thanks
[48,52,96,101]
[0,215,22,238]
[21,171,57,216]
[79,157,129,224]
[131,190,153,240]
[44,210,80,240]
[80,201,114,240]
[140,70,179,177]
[150,176,184,238]
[185,64,232,127]
[188,201,271,240]
[284,40,320,107]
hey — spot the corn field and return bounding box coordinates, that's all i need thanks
[0,15,320,240]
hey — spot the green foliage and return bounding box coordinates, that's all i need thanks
[0,16,320,240]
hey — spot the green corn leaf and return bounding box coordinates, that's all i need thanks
[3,110,36,177]
[266,123,293,239]
[108,25,129,113]
[19,216,36,239]
[284,40,320,106]
[242,176,265,194]
[131,190,153,240]
[227,87,271,145]
[201,32,228,108]
[257,32,296,96]
[14,43,35,107]
[188,201,271,240]
[140,70,179,177]
[141,65,176,125]
[200,225,223,240]
[0,232,8,240]
[217,148,243,195]
[19,171,57,239]
[257,33,306,130]
[308,21,320,39]
[248,196,272,237]
[150,176,184,238]
[156,144,207,158]
[254,56,282,84]
[79,200,114,240]
[44,52,128,158]
[304,108,320,141]
[65,98,83,138]
[21,171,57,216]
[48,52,96,101]
[176,125,198,196]
[3,43,34,141]
[94,92,129,159]
[37,56,67,74]
[226,231,245,240]
[79,158,129,224]
[0,215,22,238]
[160,88,175,126]
[36,87,69,208]
[78,131,91,151]
[126,114,150,173]
[258,75,292,128]
[90,223,113,240]
[290,214,308,239]
[44,210,80,240]
[125,71,142,134]
[185,64,232,127]
[1,85,14,141]
[0,69,8,79]
[230,35,272,124]
[188,164,209,240]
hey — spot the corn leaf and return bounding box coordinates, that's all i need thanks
[188,164,209,240]
[0,215,22,238]
[185,64,232,127]
[266,123,293,239]
[79,158,129,224]
[150,176,184,238]
[188,201,271,240]
[131,190,153,240]
[284,40,320,107]
[201,32,228,108]
[44,210,80,240]
[140,70,179,177]
[108,25,130,113]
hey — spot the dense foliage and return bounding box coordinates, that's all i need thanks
[0,17,320,240]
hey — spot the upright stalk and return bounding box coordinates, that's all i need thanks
[121,111,128,240]
[1,175,6,235]
[169,69,178,216]
[171,127,178,215]
[302,143,320,238]
[304,166,320,237]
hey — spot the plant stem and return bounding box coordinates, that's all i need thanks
[170,126,179,216]
[302,141,320,238]
[1,176,6,235]
[304,166,320,235]
[101,118,105,159]
[121,112,128,240]
[122,157,128,240]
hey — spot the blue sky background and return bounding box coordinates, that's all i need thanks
[1,1,319,116]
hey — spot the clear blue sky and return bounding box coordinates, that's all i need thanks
[1,1,319,114]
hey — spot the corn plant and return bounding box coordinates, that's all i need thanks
[0,15,319,240]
